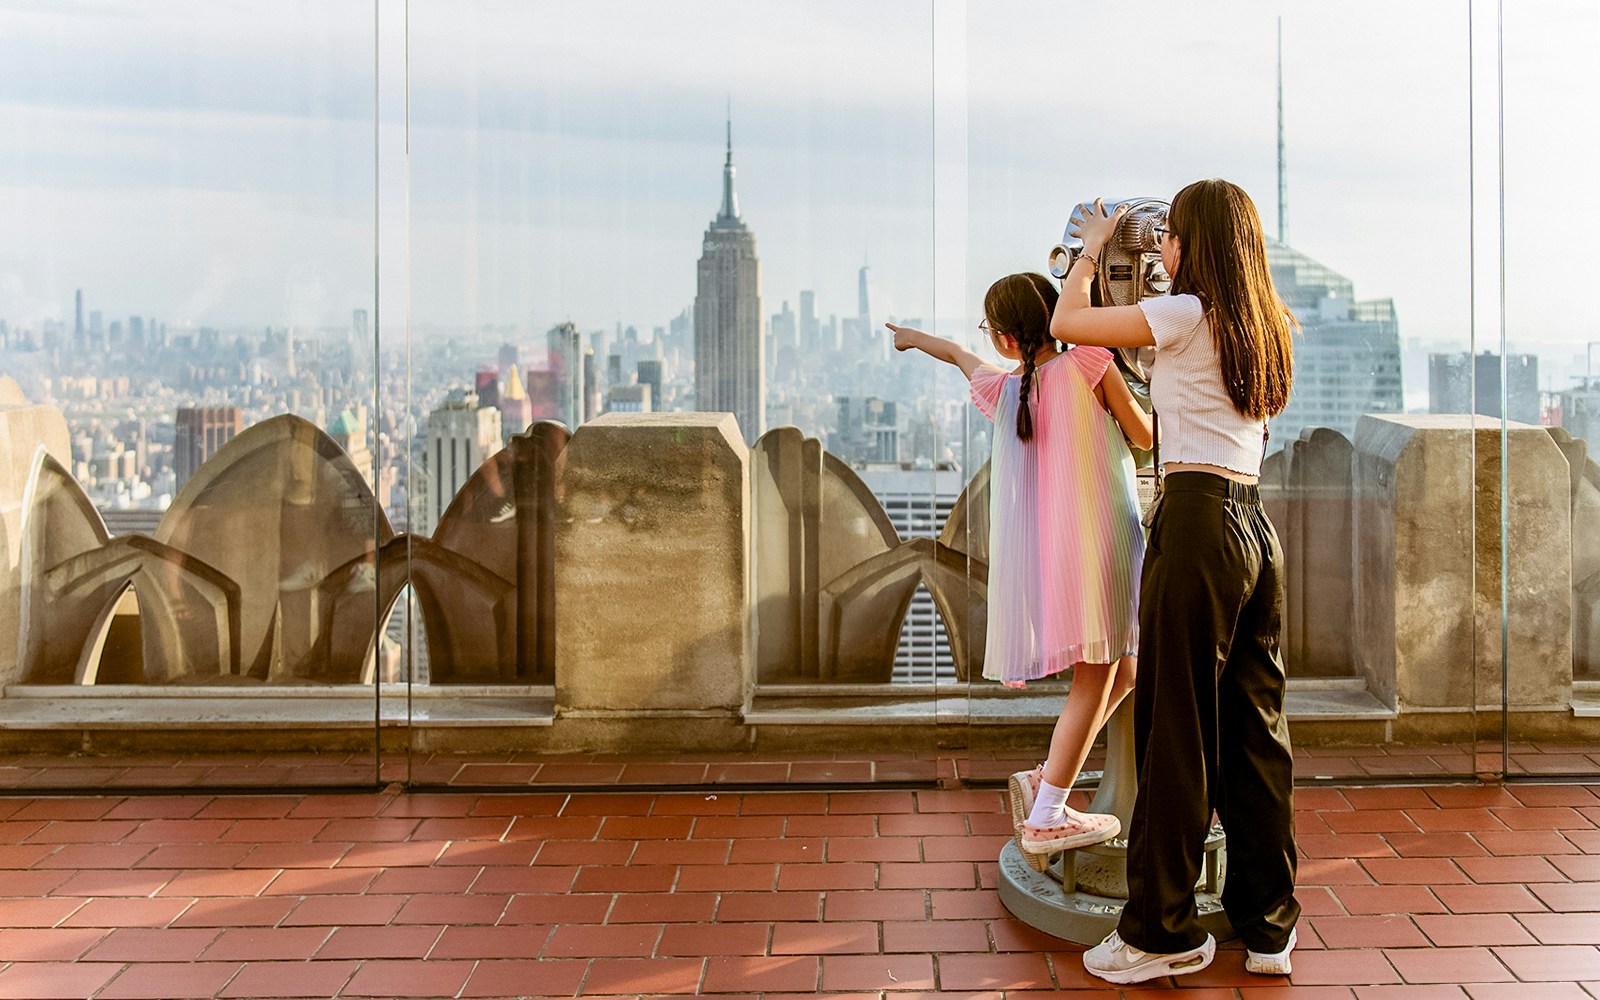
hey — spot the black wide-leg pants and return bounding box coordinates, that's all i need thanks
[1117,472,1300,955]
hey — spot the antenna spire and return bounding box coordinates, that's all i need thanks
[1277,16,1287,245]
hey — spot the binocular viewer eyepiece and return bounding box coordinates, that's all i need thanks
[1047,197,1171,305]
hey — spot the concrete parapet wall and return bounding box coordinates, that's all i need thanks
[553,412,752,717]
[1354,414,1571,712]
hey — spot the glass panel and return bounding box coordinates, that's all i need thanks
[401,2,940,786]
[962,2,1478,786]
[0,2,382,789]
[1498,0,1600,779]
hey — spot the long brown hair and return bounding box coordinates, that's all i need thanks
[1167,179,1296,419]
[983,272,1059,442]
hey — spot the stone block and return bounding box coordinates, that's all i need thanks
[554,412,751,715]
[1354,414,1571,712]
[0,380,71,685]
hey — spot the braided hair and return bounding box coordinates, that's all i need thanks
[983,273,1060,443]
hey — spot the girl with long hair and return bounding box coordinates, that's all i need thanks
[890,271,1151,868]
[1053,180,1300,984]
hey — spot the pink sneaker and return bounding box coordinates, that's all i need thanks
[1006,765,1044,838]
[1019,807,1120,869]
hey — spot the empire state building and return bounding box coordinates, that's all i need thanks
[694,119,764,443]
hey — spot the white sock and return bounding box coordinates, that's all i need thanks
[1028,779,1069,827]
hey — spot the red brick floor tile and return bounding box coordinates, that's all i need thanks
[534,839,635,866]
[1414,913,1539,947]
[770,921,876,955]
[717,891,821,922]
[938,951,1054,990]
[1238,989,1356,1000]
[1385,833,1488,858]
[459,958,586,998]
[1463,985,1595,1000]
[738,792,831,816]
[659,922,771,956]
[284,794,391,819]
[469,866,578,895]
[133,843,252,869]
[881,919,990,953]
[1360,857,1469,884]
[315,817,419,841]
[990,917,1075,953]
[316,925,445,959]
[9,799,119,821]
[777,861,875,891]
[367,867,479,895]
[1349,987,1469,999]
[436,841,542,867]
[101,797,212,821]
[335,839,447,867]
[1433,883,1548,913]
[726,838,825,864]
[429,923,550,959]
[1334,885,1448,916]
[558,792,655,816]
[340,958,477,998]
[690,816,786,839]
[914,789,1005,814]
[1475,830,1581,856]
[464,793,567,817]
[923,835,1009,862]
[1519,913,1600,945]
[1310,916,1429,949]
[159,868,280,897]
[261,866,378,896]
[785,815,879,837]
[1492,806,1595,830]
[574,863,679,893]
[1455,854,1567,883]
[1342,787,1439,810]
[608,892,718,924]
[827,791,918,814]
[1509,786,1600,808]
[0,867,71,894]
[1532,883,1600,912]
[1384,947,1515,983]
[585,957,707,995]
[545,923,663,958]
[1552,855,1600,880]
[97,961,242,999]
[1427,786,1521,808]
[646,792,743,817]
[281,894,404,927]
[0,819,48,843]
[0,927,106,961]
[377,792,480,818]
[0,961,122,999]
[599,816,695,840]
[500,892,612,925]
[1300,858,1377,885]
[61,896,193,927]
[170,896,297,927]
[0,843,57,868]
[820,953,936,991]
[194,796,296,819]
[880,813,970,836]
[24,819,141,842]
[931,889,1011,920]
[702,955,818,993]
[1407,809,1509,833]
[1287,949,1403,985]
[82,926,220,961]
[199,926,332,960]
[825,889,927,921]
[1324,809,1422,834]
[121,818,237,842]
[237,842,351,869]
[1494,946,1600,982]
[1298,886,1349,916]
[393,892,510,925]
[881,861,976,890]
[1299,834,1396,859]
[630,839,732,865]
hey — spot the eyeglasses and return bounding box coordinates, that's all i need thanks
[978,319,994,335]
[1154,224,1172,241]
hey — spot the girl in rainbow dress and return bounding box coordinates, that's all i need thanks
[889,271,1151,869]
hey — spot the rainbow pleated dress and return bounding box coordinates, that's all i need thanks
[969,346,1144,684]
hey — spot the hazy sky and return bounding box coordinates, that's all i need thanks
[1,0,1596,362]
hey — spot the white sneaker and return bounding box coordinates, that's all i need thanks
[1083,930,1216,985]
[1245,928,1296,976]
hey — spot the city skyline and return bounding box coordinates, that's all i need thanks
[2,1,1597,354]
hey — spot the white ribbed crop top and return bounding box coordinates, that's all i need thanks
[1137,293,1268,477]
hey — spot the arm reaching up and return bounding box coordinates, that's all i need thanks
[1097,365,1154,451]
[889,323,989,379]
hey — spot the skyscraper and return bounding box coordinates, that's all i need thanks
[545,322,585,431]
[1267,241,1403,447]
[174,407,243,490]
[694,115,764,443]
[74,289,84,353]
[498,361,534,438]
[421,390,502,537]
[858,263,879,361]
[1429,351,1541,425]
